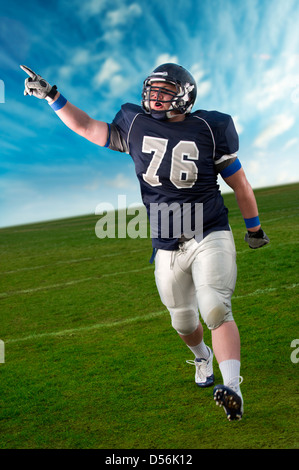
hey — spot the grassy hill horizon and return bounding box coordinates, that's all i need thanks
[0,182,298,449]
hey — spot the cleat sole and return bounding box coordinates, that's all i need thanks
[213,384,243,421]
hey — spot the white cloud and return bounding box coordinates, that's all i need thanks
[253,114,295,148]
[283,138,298,151]
[72,49,94,66]
[84,178,101,191]
[56,47,104,82]
[106,3,142,27]
[196,80,211,98]
[102,29,124,44]
[245,54,299,111]
[154,54,178,67]
[190,63,211,98]
[240,151,299,190]
[58,65,74,80]
[93,58,121,87]
[253,54,272,61]
[232,115,244,135]
[105,173,137,190]
[79,0,108,18]
[247,159,260,175]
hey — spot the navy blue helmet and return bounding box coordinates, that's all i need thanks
[142,63,197,119]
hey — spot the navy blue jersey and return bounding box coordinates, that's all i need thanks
[108,103,240,250]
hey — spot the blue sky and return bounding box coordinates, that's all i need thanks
[1,0,299,227]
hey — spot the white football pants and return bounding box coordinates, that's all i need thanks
[154,230,237,334]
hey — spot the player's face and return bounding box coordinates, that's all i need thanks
[149,82,177,112]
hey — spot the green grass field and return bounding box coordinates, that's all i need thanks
[0,183,298,449]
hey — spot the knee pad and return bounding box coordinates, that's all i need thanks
[196,286,234,330]
[205,303,230,329]
[169,307,198,336]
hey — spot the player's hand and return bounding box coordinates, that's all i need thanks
[20,65,57,100]
[244,228,270,249]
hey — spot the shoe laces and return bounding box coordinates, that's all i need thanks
[186,358,209,381]
[226,376,243,393]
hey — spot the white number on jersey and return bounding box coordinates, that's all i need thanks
[142,136,199,189]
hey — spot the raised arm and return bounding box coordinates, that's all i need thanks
[48,93,108,146]
[20,65,108,147]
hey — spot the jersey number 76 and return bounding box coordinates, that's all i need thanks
[142,136,199,189]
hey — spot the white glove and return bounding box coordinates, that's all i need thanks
[20,65,57,100]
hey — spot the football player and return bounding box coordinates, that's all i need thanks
[21,63,269,421]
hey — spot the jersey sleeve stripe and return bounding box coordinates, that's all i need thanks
[193,116,216,159]
[215,152,238,166]
[126,113,142,153]
[104,123,111,148]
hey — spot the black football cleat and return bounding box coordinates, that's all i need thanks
[213,380,243,421]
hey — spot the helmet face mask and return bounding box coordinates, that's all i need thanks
[141,63,197,120]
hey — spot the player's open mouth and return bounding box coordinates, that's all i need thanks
[154,102,163,108]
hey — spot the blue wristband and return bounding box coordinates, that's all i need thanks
[50,94,67,111]
[244,216,260,229]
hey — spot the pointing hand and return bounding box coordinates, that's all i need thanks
[20,65,57,100]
